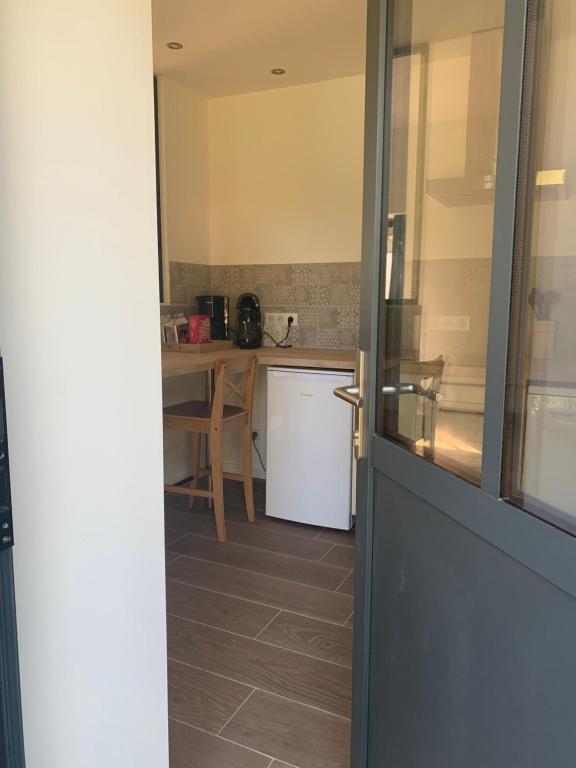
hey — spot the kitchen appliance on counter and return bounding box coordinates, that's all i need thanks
[196,295,229,340]
[266,367,354,529]
[236,293,262,349]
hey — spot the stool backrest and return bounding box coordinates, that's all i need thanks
[211,355,257,425]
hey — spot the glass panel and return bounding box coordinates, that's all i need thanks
[504,0,576,532]
[376,0,505,484]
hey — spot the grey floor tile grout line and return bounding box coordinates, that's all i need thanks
[168,505,326,545]
[319,544,337,563]
[343,611,355,628]
[170,716,278,764]
[312,527,356,550]
[166,551,352,598]
[253,609,283,640]
[164,531,189,547]
[166,529,339,568]
[169,518,332,562]
[166,576,352,628]
[167,613,353,670]
[312,527,327,541]
[334,568,354,594]
[216,688,257,737]
[167,657,352,724]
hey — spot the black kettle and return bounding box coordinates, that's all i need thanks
[236,293,262,349]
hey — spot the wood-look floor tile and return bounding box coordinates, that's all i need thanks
[337,572,355,597]
[166,529,188,547]
[316,527,356,549]
[224,490,265,512]
[167,557,353,624]
[167,535,348,591]
[195,501,322,539]
[166,507,188,527]
[166,580,277,638]
[166,513,219,538]
[228,522,331,560]
[322,545,356,570]
[168,660,253,733]
[166,553,182,566]
[222,690,351,768]
[269,763,294,768]
[168,616,352,718]
[166,513,332,561]
[165,494,189,511]
[169,719,270,768]
[345,613,354,628]
[258,611,353,668]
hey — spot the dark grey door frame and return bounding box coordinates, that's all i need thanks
[350,0,389,764]
[0,549,25,767]
[352,0,576,766]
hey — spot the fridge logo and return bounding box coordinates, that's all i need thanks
[299,392,314,397]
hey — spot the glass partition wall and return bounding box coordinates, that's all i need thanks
[504,0,576,532]
[377,0,506,484]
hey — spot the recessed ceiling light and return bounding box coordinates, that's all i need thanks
[271,68,286,75]
[167,41,183,50]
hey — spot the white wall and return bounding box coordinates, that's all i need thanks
[0,2,169,767]
[157,76,210,299]
[209,75,365,265]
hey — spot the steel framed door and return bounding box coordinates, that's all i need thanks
[0,359,25,767]
[350,1,576,766]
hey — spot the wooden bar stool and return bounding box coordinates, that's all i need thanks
[163,355,257,542]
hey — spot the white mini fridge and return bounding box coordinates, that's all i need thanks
[266,367,354,530]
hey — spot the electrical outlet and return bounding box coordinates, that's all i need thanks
[266,312,298,327]
[264,312,298,346]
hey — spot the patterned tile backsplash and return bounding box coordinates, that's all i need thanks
[163,261,361,349]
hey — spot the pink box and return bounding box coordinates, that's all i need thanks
[188,315,211,345]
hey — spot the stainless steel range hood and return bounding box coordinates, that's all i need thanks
[426,27,503,207]
[426,27,567,207]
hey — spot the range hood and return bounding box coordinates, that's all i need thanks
[426,28,503,207]
[426,28,567,207]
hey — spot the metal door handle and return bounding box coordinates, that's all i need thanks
[381,383,444,402]
[334,385,363,408]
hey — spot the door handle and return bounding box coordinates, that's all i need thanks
[333,385,364,408]
[381,383,444,402]
[333,351,367,461]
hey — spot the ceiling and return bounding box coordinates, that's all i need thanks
[151,0,367,99]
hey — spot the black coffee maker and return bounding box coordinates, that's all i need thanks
[236,293,262,349]
[196,295,229,340]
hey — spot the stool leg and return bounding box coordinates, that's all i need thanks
[210,428,226,542]
[242,424,256,523]
[188,432,201,510]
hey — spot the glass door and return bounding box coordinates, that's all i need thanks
[377,0,505,484]
[350,1,576,765]
[503,0,576,533]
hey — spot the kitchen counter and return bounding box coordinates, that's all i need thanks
[162,346,357,378]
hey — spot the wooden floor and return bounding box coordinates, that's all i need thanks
[165,479,355,768]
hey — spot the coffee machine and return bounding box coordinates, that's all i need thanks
[236,293,262,349]
[196,295,229,340]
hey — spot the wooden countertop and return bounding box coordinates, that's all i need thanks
[162,346,357,378]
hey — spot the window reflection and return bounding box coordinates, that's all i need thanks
[377,0,505,484]
[504,0,576,529]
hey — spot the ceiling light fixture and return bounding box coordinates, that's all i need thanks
[167,41,183,50]
[270,68,286,75]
